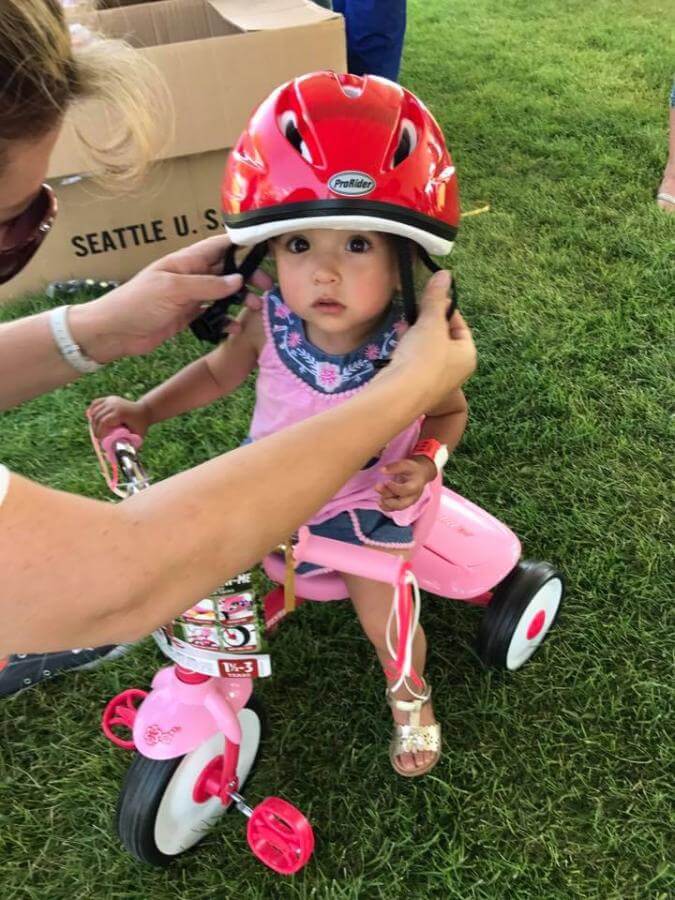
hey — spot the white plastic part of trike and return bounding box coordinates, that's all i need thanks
[504,576,563,670]
[153,706,261,856]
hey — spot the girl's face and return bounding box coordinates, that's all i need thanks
[272,228,399,348]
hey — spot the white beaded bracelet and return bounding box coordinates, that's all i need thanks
[49,305,102,375]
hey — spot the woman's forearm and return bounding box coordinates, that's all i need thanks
[125,359,437,596]
[0,363,440,655]
[0,237,247,411]
[0,311,80,410]
[0,301,139,410]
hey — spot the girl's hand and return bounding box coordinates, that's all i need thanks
[374,457,436,512]
[87,395,151,440]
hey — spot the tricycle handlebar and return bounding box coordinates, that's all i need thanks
[100,427,144,466]
[293,527,408,586]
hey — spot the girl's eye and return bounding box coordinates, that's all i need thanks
[286,236,309,253]
[347,235,372,253]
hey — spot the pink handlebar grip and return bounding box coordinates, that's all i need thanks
[100,427,143,464]
[294,527,407,585]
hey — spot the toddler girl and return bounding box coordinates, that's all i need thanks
[90,72,467,777]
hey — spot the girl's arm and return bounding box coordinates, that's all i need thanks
[413,388,468,480]
[141,309,261,426]
[89,308,262,436]
[420,388,468,452]
[376,388,468,510]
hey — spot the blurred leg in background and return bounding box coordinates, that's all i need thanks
[332,1,407,83]
[657,81,675,213]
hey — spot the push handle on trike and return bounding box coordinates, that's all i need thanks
[88,419,147,497]
[293,528,424,695]
[294,527,408,585]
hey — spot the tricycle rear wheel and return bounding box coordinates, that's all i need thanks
[476,561,564,670]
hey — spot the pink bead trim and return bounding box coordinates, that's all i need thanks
[348,509,414,550]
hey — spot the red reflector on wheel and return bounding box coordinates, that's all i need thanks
[526,610,546,640]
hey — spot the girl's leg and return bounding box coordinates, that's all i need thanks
[342,570,438,774]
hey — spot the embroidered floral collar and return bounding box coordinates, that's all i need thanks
[266,288,409,394]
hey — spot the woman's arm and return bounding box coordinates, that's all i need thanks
[1,271,475,655]
[0,234,263,412]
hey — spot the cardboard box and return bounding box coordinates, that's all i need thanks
[1,0,345,303]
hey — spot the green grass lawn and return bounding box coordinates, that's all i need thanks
[1,0,673,897]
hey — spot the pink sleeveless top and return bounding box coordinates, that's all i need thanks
[248,290,431,527]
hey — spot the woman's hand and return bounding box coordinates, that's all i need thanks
[68,235,272,364]
[87,395,151,439]
[387,270,476,408]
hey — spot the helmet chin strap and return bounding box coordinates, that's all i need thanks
[190,241,268,344]
[395,237,418,326]
[224,241,269,282]
[394,238,458,328]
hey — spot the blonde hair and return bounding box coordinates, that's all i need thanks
[0,0,171,188]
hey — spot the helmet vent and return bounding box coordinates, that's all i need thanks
[337,73,365,99]
[279,111,313,162]
[392,119,417,167]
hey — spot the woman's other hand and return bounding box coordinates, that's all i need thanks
[388,270,477,407]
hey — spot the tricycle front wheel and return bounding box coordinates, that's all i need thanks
[476,561,564,671]
[115,696,263,866]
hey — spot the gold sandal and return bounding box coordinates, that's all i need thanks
[386,679,441,778]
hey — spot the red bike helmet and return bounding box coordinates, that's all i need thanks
[222,71,459,256]
[187,72,460,341]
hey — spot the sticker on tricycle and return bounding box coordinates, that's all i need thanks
[218,658,260,678]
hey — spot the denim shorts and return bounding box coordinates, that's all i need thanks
[296,508,414,575]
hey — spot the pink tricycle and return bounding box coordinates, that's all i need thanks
[262,470,565,677]
[92,424,564,873]
[94,427,313,875]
